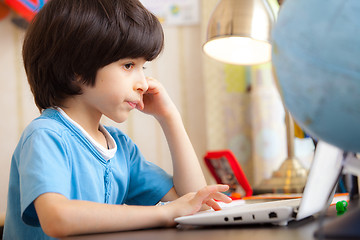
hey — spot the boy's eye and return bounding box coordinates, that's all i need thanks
[124,63,134,70]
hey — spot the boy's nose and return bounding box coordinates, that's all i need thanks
[134,76,148,93]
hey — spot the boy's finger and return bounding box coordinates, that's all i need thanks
[206,199,222,211]
[136,96,145,110]
[195,185,220,200]
[212,192,232,203]
[196,185,229,199]
[194,185,231,206]
[216,184,230,192]
[144,77,161,93]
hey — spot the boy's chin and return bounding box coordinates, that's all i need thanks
[104,112,129,124]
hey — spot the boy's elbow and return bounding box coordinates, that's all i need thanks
[43,225,70,238]
[43,226,68,239]
[39,206,73,238]
[35,193,75,238]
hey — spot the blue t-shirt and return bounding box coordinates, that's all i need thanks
[3,109,173,240]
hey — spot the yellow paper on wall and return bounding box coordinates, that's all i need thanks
[224,64,248,93]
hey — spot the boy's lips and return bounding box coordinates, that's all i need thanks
[127,101,137,109]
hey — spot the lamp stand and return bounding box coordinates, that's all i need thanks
[256,111,308,193]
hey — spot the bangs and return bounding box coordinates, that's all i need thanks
[121,13,164,61]
[72,0,164,83]
[100,1,164,65]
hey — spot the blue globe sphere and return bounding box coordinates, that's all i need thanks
[272,0,360,153]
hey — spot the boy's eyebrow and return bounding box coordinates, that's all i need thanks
[98,0,111,21]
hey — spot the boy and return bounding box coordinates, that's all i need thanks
[3,0,231,239]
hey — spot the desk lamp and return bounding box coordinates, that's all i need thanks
[203,0,307,193]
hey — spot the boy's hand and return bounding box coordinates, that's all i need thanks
[162,185,232,226]
[136,77,178,121]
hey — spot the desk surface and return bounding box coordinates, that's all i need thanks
[62,205,346,240]
[0,212,5,226]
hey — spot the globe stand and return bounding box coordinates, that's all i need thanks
[256,111,308,193]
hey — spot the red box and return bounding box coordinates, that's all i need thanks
[204,150,253,198]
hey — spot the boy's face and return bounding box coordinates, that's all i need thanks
[80,58,148,123]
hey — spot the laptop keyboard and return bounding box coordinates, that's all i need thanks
[218,198,301,212]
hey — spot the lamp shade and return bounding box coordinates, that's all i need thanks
[203,0,275,65]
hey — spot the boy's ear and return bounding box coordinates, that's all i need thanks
[72,74,87,90]
[74,74,86,85]
[74,74,94,86]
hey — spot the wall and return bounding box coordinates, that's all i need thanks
[201,0,293,187]
[0,12,207,214]
[0,14,39,215]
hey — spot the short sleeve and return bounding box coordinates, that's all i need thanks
[124,142,173,206]
[18,128,71,226]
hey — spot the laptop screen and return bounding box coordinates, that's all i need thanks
[296,141,343,220]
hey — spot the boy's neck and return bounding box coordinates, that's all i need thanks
[58,103,107,149]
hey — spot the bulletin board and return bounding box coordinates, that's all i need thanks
[140,0,200,26]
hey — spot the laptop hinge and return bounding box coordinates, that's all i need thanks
[292,207,299,218]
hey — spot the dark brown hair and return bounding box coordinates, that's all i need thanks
[23,0,164,111]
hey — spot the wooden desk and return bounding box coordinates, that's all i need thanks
[62,206,345,240]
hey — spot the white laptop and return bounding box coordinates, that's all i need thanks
[175,141,344,226]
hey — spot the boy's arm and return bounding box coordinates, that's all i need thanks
[138,77,207,198]
[35,193,169,237]
[158,112,207,199]
[34,185,231,238]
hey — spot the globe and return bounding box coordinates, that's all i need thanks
[272,0,360,153]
